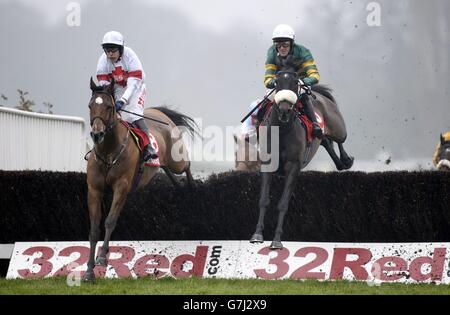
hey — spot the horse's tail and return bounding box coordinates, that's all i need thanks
[311,84,337,104]
[152,106,200,139]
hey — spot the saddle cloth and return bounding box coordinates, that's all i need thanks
[119,120,161,167]
[261,101,325,142]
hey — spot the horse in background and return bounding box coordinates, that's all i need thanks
[433,132,450,171]
[84,78,198,281]
[234,133,260,172]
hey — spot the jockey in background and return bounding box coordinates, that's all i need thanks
[433,132,450,170]
[262,24,323,138]
[96,30,158,160]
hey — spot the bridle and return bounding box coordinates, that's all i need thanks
[274,70,300,125]
[87,90,130,170]
[89,91,117,134]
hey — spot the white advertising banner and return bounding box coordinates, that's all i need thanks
[6,241,450,284]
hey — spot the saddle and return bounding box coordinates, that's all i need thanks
[119,120,160,167]
[258,101,324,143]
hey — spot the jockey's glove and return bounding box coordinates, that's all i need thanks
[115,100,125,112]
[267,78,277,89]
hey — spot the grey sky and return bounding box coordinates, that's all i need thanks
[1,0,449,166]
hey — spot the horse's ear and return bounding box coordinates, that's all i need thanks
[90,76,97,91]
[441,134,445,145]
[107,78,115,95]
[234,134,238,143]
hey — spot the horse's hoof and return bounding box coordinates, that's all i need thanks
[270,241,283,250]
[95,256,108,267]
[82,271,95,282]
[250,234,264,243]
[339,156,354,171]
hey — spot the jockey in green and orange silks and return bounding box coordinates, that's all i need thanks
[263,24,322,138]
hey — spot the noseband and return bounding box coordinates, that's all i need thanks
[274,71,299,125]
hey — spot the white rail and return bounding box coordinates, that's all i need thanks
[0,107,87,172]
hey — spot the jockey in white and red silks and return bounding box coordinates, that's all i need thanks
[96,30,158,161]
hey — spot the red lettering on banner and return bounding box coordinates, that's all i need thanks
[254,247,290,279]
[134,254,169,278]
[170,246,208,278]
[17,246,54,279]
[104,246,136,278]
[53,246,89,276]
[11,243,448,283]
[290,247,328,280]
[330,248,372,280]
[409,248,446,281]
[373,257,408,281]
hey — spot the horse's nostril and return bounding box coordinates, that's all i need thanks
[91,131,105,143]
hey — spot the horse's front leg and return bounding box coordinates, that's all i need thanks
[250,171,272,243]
[83,186,103,281]
[271,161,300,249]
[95,178,131,267]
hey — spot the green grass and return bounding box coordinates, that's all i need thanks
[0,277,449,295]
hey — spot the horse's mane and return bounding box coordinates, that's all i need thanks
[152,106,200,139]
[311,85,336,104]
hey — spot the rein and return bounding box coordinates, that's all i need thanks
[93,129,130,169]
[88,91,130,170]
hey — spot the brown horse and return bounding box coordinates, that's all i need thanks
[234,133,261,172]
[84,78,197,281]
[250,57,353,249]
[433,132,450,171]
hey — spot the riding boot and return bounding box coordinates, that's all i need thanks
[134,119,159,160]
[300,93,323,138]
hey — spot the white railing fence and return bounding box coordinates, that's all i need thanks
[0,107,87,172]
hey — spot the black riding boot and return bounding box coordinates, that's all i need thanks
[134,119,158,160]
[300,94,323,138]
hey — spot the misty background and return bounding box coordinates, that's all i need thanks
[0,0,449,172]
